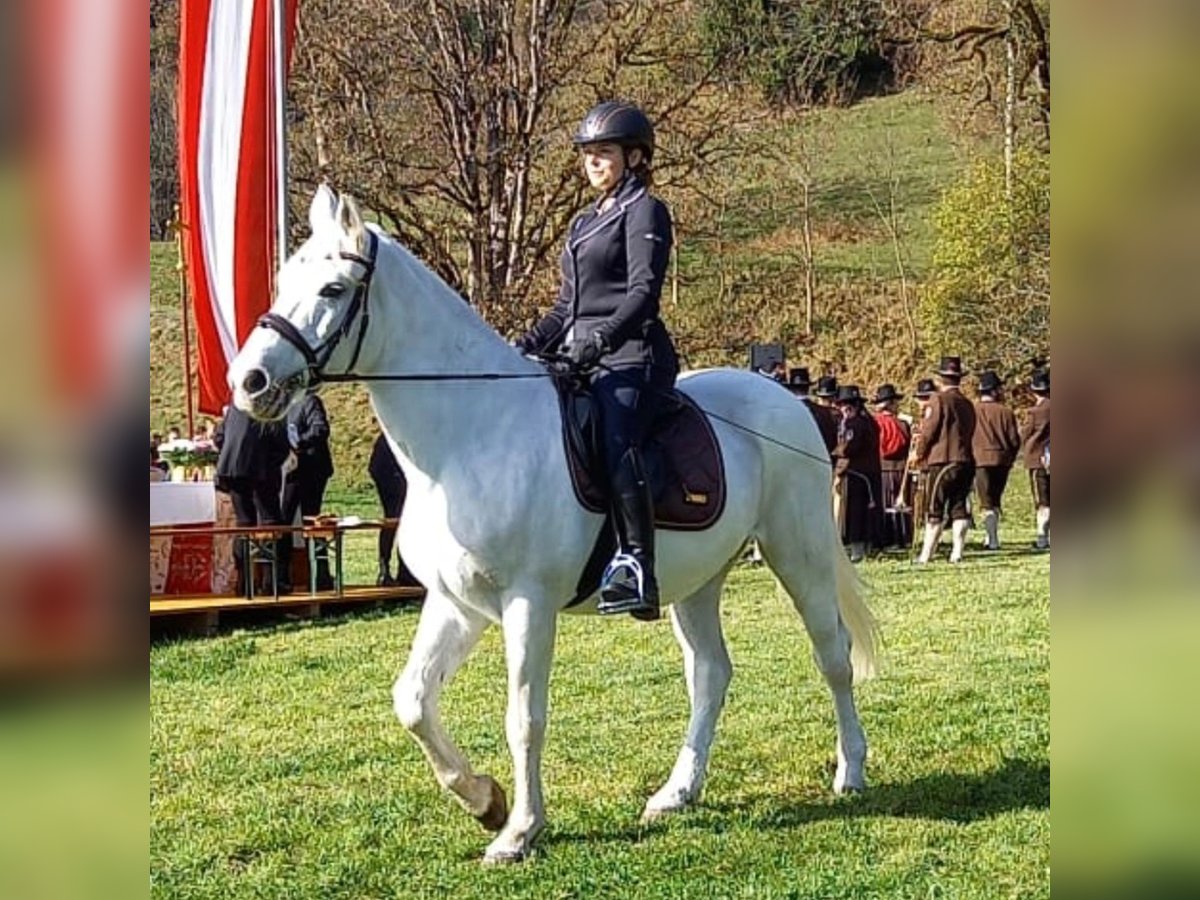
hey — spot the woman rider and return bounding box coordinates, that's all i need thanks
[516,101,678,622]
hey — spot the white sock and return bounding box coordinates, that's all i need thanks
[949,518,970,562]
[981,509,1000,549]
[917,524,942,563]
[1035,507,1050,548]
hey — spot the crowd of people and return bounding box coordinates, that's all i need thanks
[152,393,417,596]
[777,355,1050,563]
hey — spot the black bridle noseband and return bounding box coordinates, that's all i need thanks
[257,230,379,387]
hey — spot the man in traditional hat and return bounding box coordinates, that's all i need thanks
[1021,369,1051,550]
[905,378,937,535]
[787,367,838,455]
[832,385,882,562]
[915,356,977,563]
[872,384,912,548]
[972,371,1022,550]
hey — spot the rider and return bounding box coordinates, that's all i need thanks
[515,101,678,621]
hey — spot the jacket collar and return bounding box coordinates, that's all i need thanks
[570,174,646,248]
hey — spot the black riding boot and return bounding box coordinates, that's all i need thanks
[598,448,660,621]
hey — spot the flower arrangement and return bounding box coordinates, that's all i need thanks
[157,438,219,469]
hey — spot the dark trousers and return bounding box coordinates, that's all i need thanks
[282,471,329,525]
[974,465,1012,511]
[223,472,290,589]
[926,462,975,524]
[373,475,417,584]
[839,470,883,546]
[591,367,667,478]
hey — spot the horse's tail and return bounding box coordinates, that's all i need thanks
[834,547,879,683]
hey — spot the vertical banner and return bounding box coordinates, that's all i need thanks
[178,0,297,416]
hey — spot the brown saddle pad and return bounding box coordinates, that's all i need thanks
[556,378,726,531]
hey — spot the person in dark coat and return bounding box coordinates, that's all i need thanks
[214,404,292,593]
[915,356,977,563]
[786,367,838,456]
[369,432,420,589]
[832,386,883,562]
[516,101,677,622]
[972,371,1022,550]
[871,384,912,548]
[282,392,335,590]
[1021,368,1051,549]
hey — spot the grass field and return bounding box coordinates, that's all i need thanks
[151,495,1049,899]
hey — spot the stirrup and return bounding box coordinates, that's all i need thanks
[597,553,659,619]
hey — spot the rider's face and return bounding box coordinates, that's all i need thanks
[581,142,626,192]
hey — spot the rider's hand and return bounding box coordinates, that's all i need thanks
[566,333,606,368]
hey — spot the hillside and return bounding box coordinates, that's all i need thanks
[151,88,973,503]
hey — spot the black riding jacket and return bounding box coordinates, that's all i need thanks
[520,173,676,373]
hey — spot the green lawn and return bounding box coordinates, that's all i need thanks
[151,502,1049,899]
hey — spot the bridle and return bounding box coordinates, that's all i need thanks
[257,230,379,387]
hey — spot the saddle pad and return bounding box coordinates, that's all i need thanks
[557,380,726,531]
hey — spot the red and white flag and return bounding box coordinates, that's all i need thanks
[178,0,297,415]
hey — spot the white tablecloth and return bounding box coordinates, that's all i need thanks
[149,482,216,526]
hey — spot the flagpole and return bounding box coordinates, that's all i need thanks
[272,0,288,275]
[170,204,197,439]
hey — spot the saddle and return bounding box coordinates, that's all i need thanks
[554,373,726,531]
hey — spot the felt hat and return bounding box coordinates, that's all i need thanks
[914,378,936,399]
[872,383,904,404]
[978,370,1003,394]
[936,355,968,377]
[1030,369,1050,394]
[787,367,811,388]
[835,385,865,405]
[814,375,839,399]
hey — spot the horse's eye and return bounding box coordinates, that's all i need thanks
[319,282,345,299]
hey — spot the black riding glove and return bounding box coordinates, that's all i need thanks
[566,332,607,369]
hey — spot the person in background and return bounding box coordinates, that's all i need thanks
[150,444,166,482]
[813,375,839,412]
[150,432,170,475]
[283,391,335,591]
[832,385,882,562]
[215,405,293,594]
[369,432,420,590]
[167,425,182,442]
[1021,368,1051,550]
[971,370,1022,550]
[871,384,911,549]
[915,356,977,564]
[787,367,838,456]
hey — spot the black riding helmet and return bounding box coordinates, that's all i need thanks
[572,101,655,164]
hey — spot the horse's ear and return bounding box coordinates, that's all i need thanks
[336,194,367,256]
[309,183,338,235]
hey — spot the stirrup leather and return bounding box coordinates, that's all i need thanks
[598,552,647,613]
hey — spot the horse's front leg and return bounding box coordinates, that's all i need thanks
[484,596,557,864]
[393,592,508,829]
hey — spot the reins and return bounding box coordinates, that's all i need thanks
[256,232,831,466]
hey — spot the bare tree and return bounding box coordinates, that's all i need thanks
[287,0,752,331]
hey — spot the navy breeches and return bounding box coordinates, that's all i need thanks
[591,367,669,478]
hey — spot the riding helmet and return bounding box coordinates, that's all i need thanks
[572,101,655,163]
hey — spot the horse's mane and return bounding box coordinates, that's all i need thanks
[371,226,516,353]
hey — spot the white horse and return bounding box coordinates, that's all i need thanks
[228,186,878,864]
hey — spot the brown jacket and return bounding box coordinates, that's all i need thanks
[972,398,1021,467]
[833,410,882,477]
[918,388,976,466]
[802,398,840,456]
[1021,398,1050,470]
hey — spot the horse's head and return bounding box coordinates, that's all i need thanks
[227,185,375,421]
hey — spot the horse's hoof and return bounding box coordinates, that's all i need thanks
[474,776,508,832]
[482,847,528,866]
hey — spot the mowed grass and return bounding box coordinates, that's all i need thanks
[151,508,1049,899]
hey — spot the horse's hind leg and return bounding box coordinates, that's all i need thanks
[643,572,733,822]
[392,593,505,826]
[758,528,867,794]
